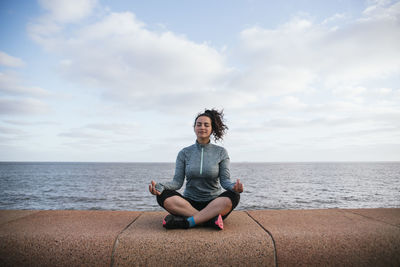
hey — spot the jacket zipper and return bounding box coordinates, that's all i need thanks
[200,147,204,175]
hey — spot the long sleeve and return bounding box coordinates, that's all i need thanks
[219,149,235,191]
[155,149,186,193]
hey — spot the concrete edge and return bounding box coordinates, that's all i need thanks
[110,211,143,267]
[245,211,278,266]
[342,208,400,228]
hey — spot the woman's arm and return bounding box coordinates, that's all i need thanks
[153,149,186,194]
[219,148,244,193]
[218,148,236,191]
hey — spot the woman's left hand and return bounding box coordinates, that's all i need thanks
[233,179,244,193]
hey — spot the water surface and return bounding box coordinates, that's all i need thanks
[0,162,399,211]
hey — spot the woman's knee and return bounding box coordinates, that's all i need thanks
[218,191,240,209]
[221,196,233,209]
[214,197,232,216]
[163,195,181,209]
[219,192,240,219]
[156,190,183,208]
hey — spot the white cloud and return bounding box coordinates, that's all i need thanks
[332,85,367,98]
[2,120,58,126]
[0,71,51,116]
[277,96,308,110]
[46,12,234,110]
[238,2,400,93]
[58,122,140,144]
[59,130,102,140]
[0,51,25,67]
[376,87,393,95]
[28,1,400,112]
[224,0,400,152]
[363,0,399,19]
[0,98,50,115]
[38,0,98,23]
[0,72,50,96]
[19,0,400,161]
[28,0,98,48]
[84,123,138,135]
[27,20,62,47]
[322,13,346,25]
[0,126,26,135]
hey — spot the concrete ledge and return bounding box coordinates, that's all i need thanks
[248,209,400,266]
[0,209,399,266]
[0,210,141,266]
[112,211,274,266]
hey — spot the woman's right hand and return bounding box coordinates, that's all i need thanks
[149,180,161,195]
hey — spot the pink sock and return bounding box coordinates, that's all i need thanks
[215,214,223,230]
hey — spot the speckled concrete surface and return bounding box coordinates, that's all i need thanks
[0,210,141,267]
[0,210,40,225]
[346,208,400,227]
[112,211,275,267]
[247,209,400,267]
[1,209,399,267]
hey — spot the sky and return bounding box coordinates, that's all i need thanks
[0,0,399,162]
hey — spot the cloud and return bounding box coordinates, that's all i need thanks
[238,3,400,93]
[84,123,138,135]
[0,52,51,117]
[0,98,49,115]
[24,0,400,159]
[27,0,399,115]
[0,125,32,148]
[38,0,98,23]
[0,71,51,116]
[0,126,26,135]
[59,130,102,140]
[276,96,308,110]
[0,72,50,96]
[28,0,98,48]
[58,122,140,147]
[64,12,230,96]
[28,9,241,111]
[0,51,25,67]
[2,119,58,126]
[223,0,400,150]
[322,13,346,25]
[363,0,398,18]
[228,92,400,145]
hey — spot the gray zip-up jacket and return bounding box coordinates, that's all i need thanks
[155,141,236,201]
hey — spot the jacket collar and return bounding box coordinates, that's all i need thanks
[196,139,211,148]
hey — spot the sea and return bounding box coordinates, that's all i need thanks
[0,162,399,211]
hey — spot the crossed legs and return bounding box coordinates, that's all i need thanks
[163,195,232,225]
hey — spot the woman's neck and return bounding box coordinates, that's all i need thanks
[197,138,210,144]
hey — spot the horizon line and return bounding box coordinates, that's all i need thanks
[1,160,399,164]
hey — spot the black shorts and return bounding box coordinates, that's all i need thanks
[157,190,240,219]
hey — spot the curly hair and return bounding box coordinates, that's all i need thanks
[194,108,228,142]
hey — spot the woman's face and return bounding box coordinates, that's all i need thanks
[194,116,212,141]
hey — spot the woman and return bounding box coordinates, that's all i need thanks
[149,109,243,230]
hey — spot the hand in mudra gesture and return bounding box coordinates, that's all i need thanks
[149,180,161,196]
[232,179,244,193]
